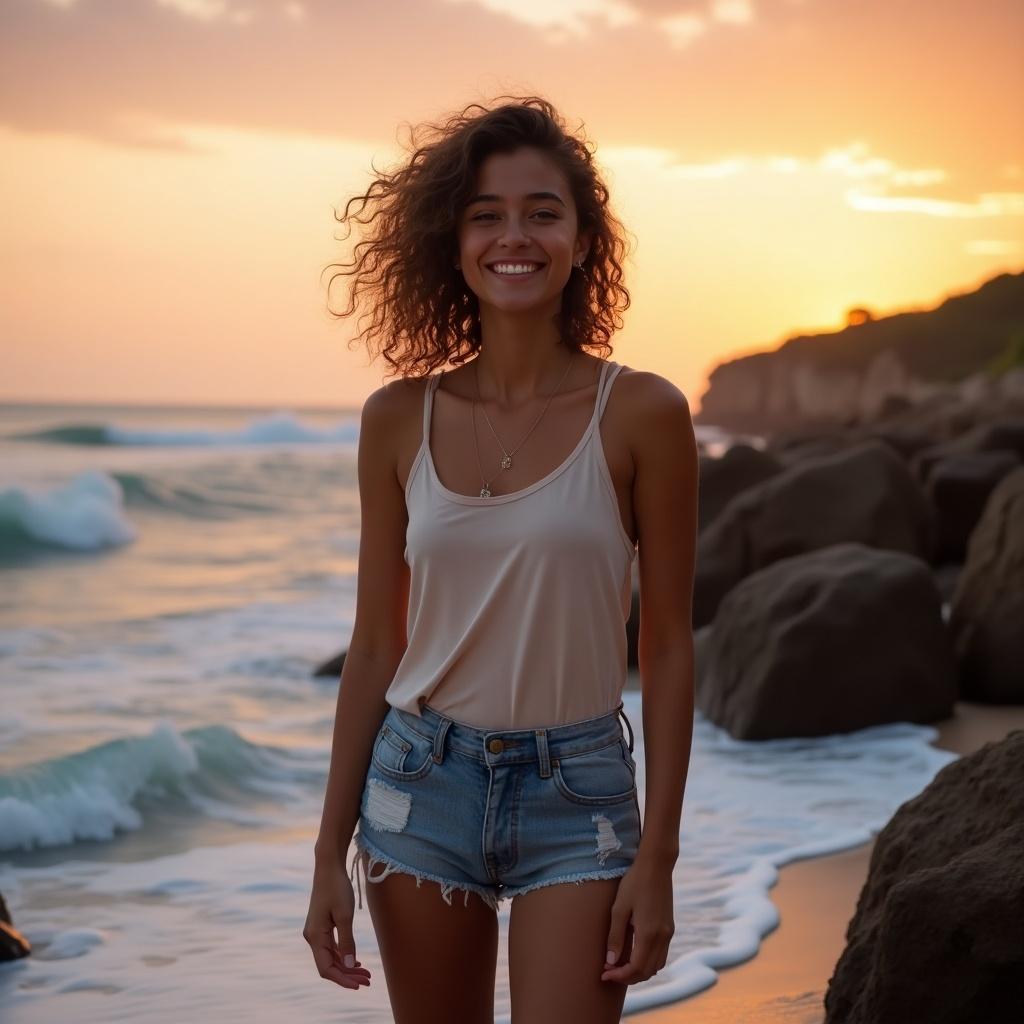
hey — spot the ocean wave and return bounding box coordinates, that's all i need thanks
[13,411,358,447]
[0,471,137,555]
[0,722,323,853]
[112,470,280,519]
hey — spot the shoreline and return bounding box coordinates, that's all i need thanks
[631,701,1024,1023]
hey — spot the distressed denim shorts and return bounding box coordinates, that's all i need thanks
[348,700,641,911]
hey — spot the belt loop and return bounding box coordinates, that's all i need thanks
[432,716,452,764]
[535,728,551,778]
[618,703,634,754]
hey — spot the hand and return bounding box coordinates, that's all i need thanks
[303,855,372,991]
[600,857,675,985]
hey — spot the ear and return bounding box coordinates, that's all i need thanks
[574,230,593,265]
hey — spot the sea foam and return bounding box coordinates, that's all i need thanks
[0,471,136,553]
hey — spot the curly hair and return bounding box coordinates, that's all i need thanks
[322,95,634,380]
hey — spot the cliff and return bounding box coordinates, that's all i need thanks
[695,271,1024,434]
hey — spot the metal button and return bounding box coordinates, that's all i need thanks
[488,738,504,754]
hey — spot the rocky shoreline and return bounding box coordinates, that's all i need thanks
[682,361,1024,1022]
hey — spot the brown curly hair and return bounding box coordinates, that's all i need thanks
[321,95,634,380]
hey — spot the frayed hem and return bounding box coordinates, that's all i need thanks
[348,832,501,912]
[500,867,632,901]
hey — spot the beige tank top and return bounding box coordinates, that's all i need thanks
[383,358,637,730]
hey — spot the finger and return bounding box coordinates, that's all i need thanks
[329,949,372,978]
[311,940,370,983]
[320,949,371,986]
[322,962,368,988]
[601,933,647,984]
[603,909,631,972]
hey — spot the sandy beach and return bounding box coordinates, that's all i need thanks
[631,701,1024,1023]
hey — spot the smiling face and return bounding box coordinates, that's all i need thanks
[456,146,590,318]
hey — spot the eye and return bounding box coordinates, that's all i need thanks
[470,210,559,221]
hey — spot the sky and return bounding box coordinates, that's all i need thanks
[1,0,1022,413]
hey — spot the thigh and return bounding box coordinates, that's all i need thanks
[361,849,500,1024]
[508,877,633,1024]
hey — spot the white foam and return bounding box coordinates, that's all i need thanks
[107,411,357,447]
[0,470,136,551]
[0,690,958,1023]
[0,722,198,852]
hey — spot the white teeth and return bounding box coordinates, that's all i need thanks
[491,263,541,275]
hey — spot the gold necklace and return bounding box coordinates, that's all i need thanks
[471,349,576,498]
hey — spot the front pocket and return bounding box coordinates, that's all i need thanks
[370,719,435,781]
[551,741,638,806]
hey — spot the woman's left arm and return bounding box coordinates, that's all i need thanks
[601,370,699,986]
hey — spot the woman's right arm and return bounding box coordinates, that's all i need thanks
[314,381,411,864]
[304,382,412,989]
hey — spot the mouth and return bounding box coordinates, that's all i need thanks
[485,261,546,279]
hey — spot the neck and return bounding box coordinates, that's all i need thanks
[472,340,576,407]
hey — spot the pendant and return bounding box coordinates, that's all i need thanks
[500,454,512,470]
[479,486,491,497]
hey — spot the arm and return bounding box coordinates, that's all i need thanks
[633,377,698,867]
[602,371,699,985]
[313,381,413,864]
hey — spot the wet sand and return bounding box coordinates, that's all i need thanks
[630,701,1024,1023]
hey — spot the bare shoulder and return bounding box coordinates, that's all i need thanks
[359,375,434,496]
[613,366,694,456]
[360,375,429,446]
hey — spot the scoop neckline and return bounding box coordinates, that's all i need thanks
[424,360,614,506]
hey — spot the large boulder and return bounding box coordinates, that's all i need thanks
[697,543,956,739]
[925,449,1021,563]
[0,890,31,962]
[825,731,1024,1024]
[697,444,782,533]
[694,441,934,628]
[911,416,1024,483]
[948,467,1024,702]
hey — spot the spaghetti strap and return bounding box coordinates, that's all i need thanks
[423,369,443,443]
[595,361,623,422]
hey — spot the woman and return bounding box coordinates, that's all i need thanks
[305,95,697,1023]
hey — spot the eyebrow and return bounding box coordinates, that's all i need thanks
[466,191,566,207]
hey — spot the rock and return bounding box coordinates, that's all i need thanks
[925,449,1021,563]
[931,562,961,609]
[693,623,714,699]
[825,731,1024,1024]
[770,433,855,466]
[626,586,640,670]
[694,441,933,628]
[697,543,956,739]
[312,650,346,678]
[948,467,1024,702]
[698,444,782,532]
[911,416,1024,483]
[856,424,937,461]
[0,890,31,961]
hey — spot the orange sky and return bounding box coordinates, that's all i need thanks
[1,0,1022,413]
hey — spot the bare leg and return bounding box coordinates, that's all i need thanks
[361,850,500,1024]
[508,877,632,1024]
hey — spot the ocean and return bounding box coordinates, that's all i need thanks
[0,401,957,1022]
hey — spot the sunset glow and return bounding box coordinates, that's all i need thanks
[2,0,1021,411]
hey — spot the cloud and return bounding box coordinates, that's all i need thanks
[162,0,257,23]
[965,239,1023,255]
[848,189,1024,218]
[440,0,638,38]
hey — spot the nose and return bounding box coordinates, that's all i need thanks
[498,214,531,246]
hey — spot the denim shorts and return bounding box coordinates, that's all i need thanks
[348,700,641,911]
